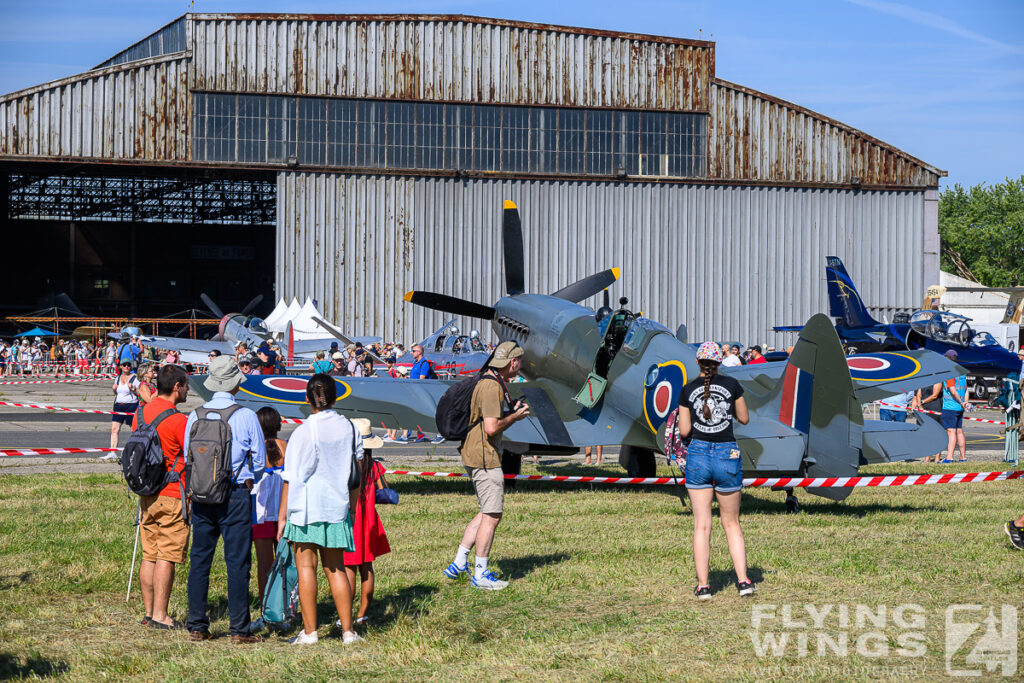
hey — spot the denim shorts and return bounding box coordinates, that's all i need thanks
[940,409,963,430]
[684,440,743,493]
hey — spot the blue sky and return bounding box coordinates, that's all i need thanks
[0,0,1020,189]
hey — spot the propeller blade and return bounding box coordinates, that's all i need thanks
[200,293,225,319]
[551,268,621,303]
[239,294,264,316]
[502,200,525,295]
[403,291,496,320]
[310,316,387,365]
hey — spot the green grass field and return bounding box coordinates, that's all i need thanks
[0,462,1021,681]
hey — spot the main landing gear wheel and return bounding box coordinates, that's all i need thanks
[785,489,800,514]
[619,446,657,478]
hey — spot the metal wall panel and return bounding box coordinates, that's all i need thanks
[190,16,713,112]
[277,171,928,348]
[710,80,941,188]
[0,55,190,161]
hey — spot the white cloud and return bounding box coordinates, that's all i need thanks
[843,0,1024,55]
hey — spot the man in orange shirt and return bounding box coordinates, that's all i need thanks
[132,364,190,629]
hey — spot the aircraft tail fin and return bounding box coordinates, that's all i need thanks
[769,313,863,501]
[826,256,879,328]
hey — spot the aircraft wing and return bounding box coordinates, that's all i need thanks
[197,373,632,448]
[860,416,947,464]
[144,336,235,359]
[291,336,381,356]
[726,350,962,403]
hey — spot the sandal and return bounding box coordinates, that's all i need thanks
[141,616,151,626]
[147,618,184,630]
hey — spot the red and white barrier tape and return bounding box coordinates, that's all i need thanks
[0,447,120,457]
[876,401,1007,426]
[384,469,1024,488]
[0,400,134,416]
[0,377,114,385]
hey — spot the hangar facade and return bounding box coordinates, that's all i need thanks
[0,14,945,344]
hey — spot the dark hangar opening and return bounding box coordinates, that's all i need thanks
[0,164,277,320]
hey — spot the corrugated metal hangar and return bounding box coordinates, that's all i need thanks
[0,14,945,345]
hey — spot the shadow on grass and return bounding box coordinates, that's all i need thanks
[741,495,937,517]
[366,583,438,628]
[0,572,33,591]
[0,652,69,678]
[706,566,766,595]
[494,552,570,579]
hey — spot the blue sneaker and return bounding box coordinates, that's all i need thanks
[471,570,508,591]
[394,436,409,443]
[431,434,446,443]
[443,561,467,580]
[940,459,953,463]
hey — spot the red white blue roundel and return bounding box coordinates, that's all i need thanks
[643,361,687,432]
[846,353,921,382]
[238,375,311,404]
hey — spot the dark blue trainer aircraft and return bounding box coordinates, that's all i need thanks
[775,257,1021,387]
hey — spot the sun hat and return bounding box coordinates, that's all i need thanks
[351,418,384,449]
[204,355,246,393]
[696,341,724,363]
[488,341,524,368]
[943,349,958,360]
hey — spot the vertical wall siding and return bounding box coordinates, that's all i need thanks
[277,172,926,346]
[0,56,190,160]
[709,80,940,187]
[190,18,712,112]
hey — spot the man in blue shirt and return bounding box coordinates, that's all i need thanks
[940,349,969,463]
[183,356,267,643]
[879,390,914,422]
[409,344,434,379]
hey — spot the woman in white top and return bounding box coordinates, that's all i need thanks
[110,360,140,449]
[277,373,364,645]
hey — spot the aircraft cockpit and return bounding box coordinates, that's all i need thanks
[595,297,636,377]
[908,310,996,348]
[247,317,268,334]
[622,317,671,354]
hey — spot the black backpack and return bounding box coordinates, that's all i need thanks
[424,361,438,380]
[435,375,505,441]
[121,406,181,497]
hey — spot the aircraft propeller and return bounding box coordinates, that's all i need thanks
[239,294,264,316]
[404,201,620,320]
[200,293,225,319]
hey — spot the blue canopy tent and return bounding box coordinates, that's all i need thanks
[15,327,58,338]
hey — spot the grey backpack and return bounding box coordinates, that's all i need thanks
[186,405,250,504]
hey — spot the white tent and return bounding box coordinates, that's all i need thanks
[272,297,302,333]
[291,297,330,340]
[263,298,289,331]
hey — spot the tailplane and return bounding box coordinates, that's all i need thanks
[769,313,863,501]
[826,256,880,328]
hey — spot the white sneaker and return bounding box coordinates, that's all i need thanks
[342,630,364,644]
[471,570,509,590]
[289,629,318,644]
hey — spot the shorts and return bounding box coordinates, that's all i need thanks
[684,440,743,493]
[941,409,964,430]
[466,466,505,514]
[140,494,189,563]
[252,521,277,539]
[112,402,138,425]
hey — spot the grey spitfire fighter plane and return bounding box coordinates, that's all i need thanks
[193,201,961,506]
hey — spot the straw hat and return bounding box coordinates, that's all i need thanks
[351,418,384,449]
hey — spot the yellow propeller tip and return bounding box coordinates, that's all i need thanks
[403,291,414,302]
[611,267,621,280]
[503,200,517,210]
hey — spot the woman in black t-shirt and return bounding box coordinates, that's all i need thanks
[677,341,754,600]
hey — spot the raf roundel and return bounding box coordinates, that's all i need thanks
[263,377,309,393]
[643,361,687,432]
[653,382,673,418]
[846,353,921,382]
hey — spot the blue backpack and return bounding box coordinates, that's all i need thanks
[262,537,299,627]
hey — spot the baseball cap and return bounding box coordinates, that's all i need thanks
[943,349,958,360]
[488,341,524,368]
[332,352,345,360]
